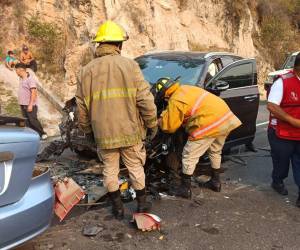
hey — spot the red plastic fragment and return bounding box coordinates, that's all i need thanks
[133,213,162,231]
[54,177,85,221]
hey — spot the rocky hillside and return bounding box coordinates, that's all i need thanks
[0,0,299,101]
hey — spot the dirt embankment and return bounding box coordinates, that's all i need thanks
[0,64,61,136]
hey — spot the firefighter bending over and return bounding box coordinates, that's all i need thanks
[157,78,241,198]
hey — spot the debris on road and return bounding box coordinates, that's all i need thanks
[119,177,137,201]
[54,177,85,221]
[82,225,104,237]
[126,233,133,239]
[87,185,108,204]
[76,164,103,175]
[133,213,162,232]
[159,192,179,200]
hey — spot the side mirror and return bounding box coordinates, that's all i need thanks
[206,80,229,95]
[214,80,229,91]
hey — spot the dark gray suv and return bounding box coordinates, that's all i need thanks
[136,51,259,148]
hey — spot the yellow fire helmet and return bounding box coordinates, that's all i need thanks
[93,20,129,43]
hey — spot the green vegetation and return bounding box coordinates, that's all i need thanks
[224,0,249,36]
[0,82,21,116]
[0,47,4,60]
[223,0,299,68]
[257,0,300,68]
[26,15,63,65]
[5,96,21,116]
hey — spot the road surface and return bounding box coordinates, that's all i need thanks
[18,103,300,250]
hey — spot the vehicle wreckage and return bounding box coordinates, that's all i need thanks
[37,83,187,197]
[37,78,234,198]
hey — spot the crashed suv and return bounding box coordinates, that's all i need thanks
[38,51,259,169]
[136,51,259,149]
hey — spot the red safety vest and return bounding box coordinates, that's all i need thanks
[276,70,300,140]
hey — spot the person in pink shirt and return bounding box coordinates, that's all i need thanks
[15,63,47,140]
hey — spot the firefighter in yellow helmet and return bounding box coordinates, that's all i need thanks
[156,78,241,198]
[76,21,157,219]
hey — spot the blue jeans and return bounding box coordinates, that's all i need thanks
[268,127,300,191]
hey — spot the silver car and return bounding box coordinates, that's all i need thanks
[0,116,54,249]
[265,51,300,86]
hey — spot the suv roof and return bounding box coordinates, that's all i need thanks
[143,50,242,59]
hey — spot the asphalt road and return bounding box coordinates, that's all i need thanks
[18,103,300,250]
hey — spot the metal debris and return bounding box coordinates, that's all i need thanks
[119,177,136,201]
[87,185,108,204]
[159,192,179,200]
[82,225,104,237]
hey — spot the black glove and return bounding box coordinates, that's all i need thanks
[147,126,158,141]
[85,132,95,144]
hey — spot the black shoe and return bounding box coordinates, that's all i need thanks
[168,174,192,199]
[296,193,300,208]
[204,169,221,192]
[136,188,152,213]
[245,142,257,152]
[271,182,288,196]
[108,190,124,220]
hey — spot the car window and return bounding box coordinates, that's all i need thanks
[214,63,253,89]
[221,56,234,67]
[136,56,205,85]
[205,59,223,84]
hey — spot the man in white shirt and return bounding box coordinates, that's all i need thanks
[267,53,300,207]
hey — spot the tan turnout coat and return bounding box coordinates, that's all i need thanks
[76,44,157,149]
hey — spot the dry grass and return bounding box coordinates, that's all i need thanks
[188,41,230,53]
[257,0,300,68]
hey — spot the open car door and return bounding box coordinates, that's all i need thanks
[205,59,259,147]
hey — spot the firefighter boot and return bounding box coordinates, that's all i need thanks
[206,169,221,192]
[108,190,124,220]
[136,188,152,213]
[168,174,192,199]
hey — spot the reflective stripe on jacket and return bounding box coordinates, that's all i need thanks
[76,44,157,149]
[160,85,241,140]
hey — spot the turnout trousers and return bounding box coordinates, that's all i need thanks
[97,143,146,192]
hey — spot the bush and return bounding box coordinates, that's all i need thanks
[224,0,249,36]
[26,16,63,64]
[257,0,300,68]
